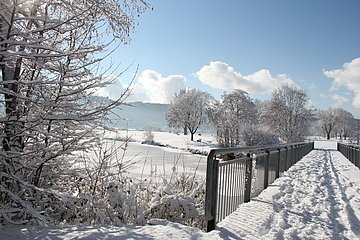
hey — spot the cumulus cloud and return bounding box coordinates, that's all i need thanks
[94,75,126,100]
[319,92,349,107]
[95,70,186,104]
[331,94,349,106]
[134,70,186,104]
[324,57,360,108]
[195,61,296,93]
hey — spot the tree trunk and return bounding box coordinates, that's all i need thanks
[190,132,194,141]
[183,126,187,135]
[2,66,23,152]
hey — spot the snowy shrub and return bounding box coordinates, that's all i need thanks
[105,180,147,225]
[242,128,280,146]
[147,176,205,228]
[142,126,155,145]
[148,181,198,223]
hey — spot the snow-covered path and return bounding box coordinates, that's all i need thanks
[216,140,360,239]
[1,141,359,239]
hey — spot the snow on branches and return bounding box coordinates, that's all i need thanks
[0,0,149,225]
[166,89,213,141]
[261,85,313,143]
[210,89,258,148]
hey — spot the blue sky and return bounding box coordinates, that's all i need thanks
[100,0,360,116]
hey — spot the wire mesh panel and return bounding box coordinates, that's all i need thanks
[251,153,266,198]
[217,158,247,223]
[279,148,287,176]
[268,150,280,185]
[286,147,292,170]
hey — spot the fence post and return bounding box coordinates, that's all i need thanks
[205,150,219,232]
[244,154,253,203]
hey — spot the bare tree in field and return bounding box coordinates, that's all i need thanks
[317,108,340,140]
[166,89,212,141]
[0,0,148,224]
[262,85,312,143]
[210,89,258,148]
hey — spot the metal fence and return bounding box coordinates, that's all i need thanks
[337,143,360,168]
[205,142,314,232]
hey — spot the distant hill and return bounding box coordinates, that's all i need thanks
[110,102,169,130]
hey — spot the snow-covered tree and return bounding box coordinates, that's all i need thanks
[262,85,312,143]
[317,108,340,140]
[166,89,212,141]
[241,127,280,146]
[210,90,258,148]
[0,0,148,224]
[334,108,354,140]
[350,118,360,144]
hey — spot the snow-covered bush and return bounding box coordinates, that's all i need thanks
[142,126,155,145]
[149,180,198,223]
[242,128,280,146]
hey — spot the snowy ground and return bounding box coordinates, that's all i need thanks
[118,129,217,153]
[99,130,217,178]
[1,140,359,239]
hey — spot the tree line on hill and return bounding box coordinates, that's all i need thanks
[166,85,358,146]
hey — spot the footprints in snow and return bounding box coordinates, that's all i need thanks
[263,149,348,239]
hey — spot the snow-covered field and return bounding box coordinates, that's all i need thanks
[102,130,217,178]
[1,140,359,239]
[120,129,217,153]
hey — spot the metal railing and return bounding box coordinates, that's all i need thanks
[205,141,314,232]
[337,143,360,169]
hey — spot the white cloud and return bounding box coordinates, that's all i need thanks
[133,70,186,104]
[331,94,349,107]
[94,75,125,100]
[324,57,360,108]
[95,70,186,104]
[319,92,349,107]
[195,61,296,93]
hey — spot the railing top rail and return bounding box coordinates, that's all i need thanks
[338,142,360,148]
[218,156,249,167]
[208,141,313,160]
